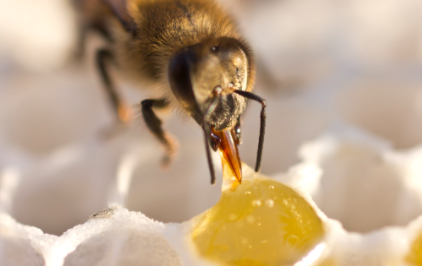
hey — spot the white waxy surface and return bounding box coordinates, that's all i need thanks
[2,0,422,265]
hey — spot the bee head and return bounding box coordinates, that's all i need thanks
[168,37,255,130]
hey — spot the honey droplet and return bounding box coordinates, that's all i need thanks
[191,164,325,266]
[406,230,422,265]
[317,257,337,266]
[246,215,256,224]
[251,200,262,207]
[265,199,275,208]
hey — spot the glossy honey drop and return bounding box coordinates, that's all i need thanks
[406,230,422,266]
[316,257,338,266]
[191,160,326,265]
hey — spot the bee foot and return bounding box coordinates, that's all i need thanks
[118,105,133,124]
[98,121,128,141]
[161,134,179,169]
[161,155,172,169]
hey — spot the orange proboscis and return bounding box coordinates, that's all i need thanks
[214,129,242,183]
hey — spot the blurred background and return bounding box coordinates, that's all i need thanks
[1,0,422,236]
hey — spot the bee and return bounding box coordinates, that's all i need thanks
[74,0,266,184]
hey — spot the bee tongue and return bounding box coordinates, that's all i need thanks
[217,129,242,183]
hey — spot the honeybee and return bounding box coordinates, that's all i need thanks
[74,0,266,184]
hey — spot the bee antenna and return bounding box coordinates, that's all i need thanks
[233,90,266,172]
[202,90,222,184]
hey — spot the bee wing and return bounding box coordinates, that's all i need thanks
[102,0,138,33]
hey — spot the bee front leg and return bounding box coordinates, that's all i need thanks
[141,99,178,167]
[96,49,131,124]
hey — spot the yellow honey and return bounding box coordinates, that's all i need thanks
[191,163,326,266]
[317,257,337,266]
[406,230,422,266]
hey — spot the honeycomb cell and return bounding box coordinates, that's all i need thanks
[191,164,325,266]
[335,80,422,150]
[0,237,44,266]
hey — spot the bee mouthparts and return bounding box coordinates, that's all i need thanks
[216,129,242,183]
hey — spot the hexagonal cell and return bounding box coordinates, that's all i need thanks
[240,95,329,175]
[0,237,44,266]
[344,0,422,66]
[335,79,422,150]
[304,135,422,233]
[124,135,222,223]
[227,0,338,91]
[8,139,128,235]
[0,66,110,155]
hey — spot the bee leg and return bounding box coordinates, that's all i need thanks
[74,23,88,59]
[203,125,221,185]
[233,90,267,173]
[141,99,177,167]
[96,49,131,124]
[206,129,223,185]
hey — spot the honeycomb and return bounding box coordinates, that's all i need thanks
[1,0,422,265]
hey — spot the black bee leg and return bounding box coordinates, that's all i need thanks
[233,90,267,173]
[205,129,222,185]
[74,23,88,59]
[202,89,223,185]
[96,49,131,123]
[203,125,220,185]
[141,99,177,167]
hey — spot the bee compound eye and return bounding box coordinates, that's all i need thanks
[211,46,219,52]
